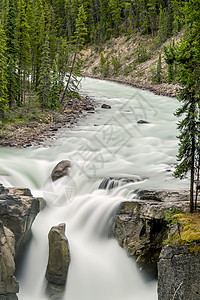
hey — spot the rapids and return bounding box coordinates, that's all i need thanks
[0,78,188,300]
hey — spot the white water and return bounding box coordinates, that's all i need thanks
[0,78,188,300]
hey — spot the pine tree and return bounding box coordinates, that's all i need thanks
[164,41,176,84]
[0,23,8,120]
[5,0,19,106]
[38,35,52,109]
[156,51,162,83]
[17,0,31,104]
[49,59,60,109]
[60,4,87,103]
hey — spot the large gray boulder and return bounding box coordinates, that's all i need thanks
[46,223,70,285]
[0,222,19,299]
[158,245,200,300]
[51,160,71,182]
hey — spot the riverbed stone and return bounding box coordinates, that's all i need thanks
[158,245,200,300]
[46,223,70,285]
[51,160,71,182]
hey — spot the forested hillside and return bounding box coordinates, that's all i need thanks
[0,0,195,121]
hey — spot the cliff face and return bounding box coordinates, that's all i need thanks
[158,245,200,300]
[0,184,40,299]
[111,189,189,264]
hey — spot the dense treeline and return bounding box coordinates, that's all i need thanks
[0,0,187,117]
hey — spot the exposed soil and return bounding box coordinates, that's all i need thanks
[82,32,183,98]
[0,96,96,148]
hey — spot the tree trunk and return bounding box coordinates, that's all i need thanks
[190,124,195,213]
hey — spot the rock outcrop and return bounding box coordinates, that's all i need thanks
[0,223,19,300]
[46,223,70,285]
[111,189,189,263]
[0,185,40,258]
[158,245,200,300]
[51,160,71,182]
[0,184,40,299]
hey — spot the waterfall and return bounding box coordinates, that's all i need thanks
[0,77,189,299]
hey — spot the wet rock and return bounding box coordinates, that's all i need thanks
[0,222,19,298]
[46,223,70,285]
[99,176,142,190]
[51,160,71,182]
[137,120,149,124]
[101,104,111,109]
[46,283,65,300]
[111,189,189,264]
[0,185,40,259]
[84,105,94,111]
[158,245,200,300]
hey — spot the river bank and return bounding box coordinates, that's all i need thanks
[0,74,178,148]
[0,96,96,148]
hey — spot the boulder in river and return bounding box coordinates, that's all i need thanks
[137,120,149,124]
[51,160,71,182]
[101,104,111,109]
[46,223,70,285]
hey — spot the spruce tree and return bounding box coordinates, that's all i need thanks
[17,0,31,104]
[0,23,8,120]
[60,4,87,103]
[5,0,19,106]
[173,0,200,212]
[38,35,52,109]
[156,51,162,83]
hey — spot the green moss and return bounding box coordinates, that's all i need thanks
[165,212,200,251]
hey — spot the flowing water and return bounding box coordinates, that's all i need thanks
[0,78,188,300]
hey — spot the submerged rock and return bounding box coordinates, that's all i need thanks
[46,223,70,285]
[158,245,200,300]
[98,176,142,190]
[51,160,71,182]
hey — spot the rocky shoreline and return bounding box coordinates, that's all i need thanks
[0,96,96,148]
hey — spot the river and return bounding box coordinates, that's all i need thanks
[0,77,188,300]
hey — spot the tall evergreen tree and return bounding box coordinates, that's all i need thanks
[5,0,19,106]
[17,0,31,104]
[0,23,8,119]
[38,35,52,109]
[173,0,200,212]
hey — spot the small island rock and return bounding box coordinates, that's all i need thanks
[46,223,70,285]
